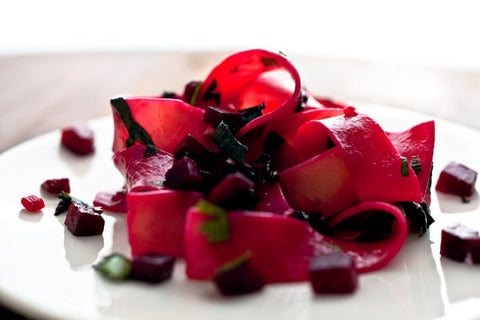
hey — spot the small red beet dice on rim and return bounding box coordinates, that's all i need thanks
[65,202,104,236]
[41,178,70,194]
[440,224,480,262]
[21,195,45,212]
[309,251,358,294]
[435,162,477,197]
[61,125,95,155]
[130,253,175,283]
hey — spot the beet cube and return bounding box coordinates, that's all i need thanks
[440,224,480,261]
[213,258,265,296]
[435,162,477,197]
[61,125,95,155]
[65,202,104,236]
[173,134,219,172]
[165,157,203,190]
[309,252,357,294]
[21,195,45,212]
[467,238,480,264]
[41,178,70,194]
[207,172,256,207]
[203,106,244,132]
[130,253,175,283]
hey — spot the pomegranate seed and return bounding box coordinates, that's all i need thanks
[21,195,45,212]
[61,125,95,155]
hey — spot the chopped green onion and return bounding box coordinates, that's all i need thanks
[212,251,253,278]
[410,156,422,174]
[94,253,132,282]
[55,191,91,216]
[110,97,157,157]
[213,121,248,164]
[196,199,230,243]
[401,157,409,176]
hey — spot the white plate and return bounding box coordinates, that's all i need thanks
[0,103,479,320]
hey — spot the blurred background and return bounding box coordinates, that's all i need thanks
[2,0,479,68]
[1,0,479,153]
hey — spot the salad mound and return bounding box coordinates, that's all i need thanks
[108,49,435,284]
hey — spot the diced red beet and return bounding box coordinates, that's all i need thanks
[213,256,265,296]
[21,195,45,212]
[440,224,480,262]
[435,162,477,197]
[207,172,255,207]
[93,188,127,213]
[173,134,220,172]
[309,252,358,294]
[65,202,104,236]
[130,253,175,283]
[165,157,203,190]
[61,125,95,155]
[467,238,480,264]
[203,107,245,132]
[40,178,70,194]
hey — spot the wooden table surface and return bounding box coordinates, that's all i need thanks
[1,50,480,319]
[1,51,480,154]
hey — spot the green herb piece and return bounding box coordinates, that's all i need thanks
[203,79,221,106]
[398,201,434,237]
[461,196,470,204]
[214,121,248,163]
[93,253,132,282]
[110,97,157,157]
[212,251,252,279]
[401,157,409,176]
[240,102,265,123]
[410,156,422,174]
[260,56,278,67]
[188,81,203,106]
[196,199,230,243]
[323,241,344,252]
[55,191,91,216]
[278,50,287,57]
